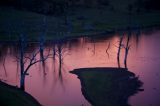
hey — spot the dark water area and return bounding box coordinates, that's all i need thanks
[0,29,160,106]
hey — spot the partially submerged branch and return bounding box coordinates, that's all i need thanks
[117,35,124,68]
[106,42,110,58]
[17,35,51,90]
[124,35,131,68]
[24,50,52,75]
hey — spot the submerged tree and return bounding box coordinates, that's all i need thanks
[52,42,56,61]
[116,33,131,69]
[124,33,131,69]
[117,35,124,68]
[39,16,48,74]
[57,43,62,74]
[56,40,67,76]
[106,42,110,58]
[18,35,51,91]
[39,35,47,74]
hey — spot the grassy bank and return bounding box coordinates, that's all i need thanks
[71,68,143,106]
[0,81,41,106]
[0,6,160,41]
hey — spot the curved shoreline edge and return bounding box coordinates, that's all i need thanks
[0,81,41,106]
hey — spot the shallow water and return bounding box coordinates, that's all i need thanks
[0,29,160,106]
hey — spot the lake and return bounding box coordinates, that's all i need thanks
[0,28,160,106]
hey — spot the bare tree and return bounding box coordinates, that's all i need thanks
[18,35,51,91]
[55,40,68,76]
[117,35,124,68]
[52,43,56,61]
[116,33,131,69]
[38,16,48,74]
[124,34,131,69]
[39,35,47,75]
[106,42,110,58]
[57,42,65,76]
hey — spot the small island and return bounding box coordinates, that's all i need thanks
[71,67,143,106]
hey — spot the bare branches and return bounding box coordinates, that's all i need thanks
[17,34,51,90]
[116,34,132,69]
[117,35,124,68]
[106,42,110,58]
[124,35,131,68]
[24,56,32,60]
[24,49,51,74]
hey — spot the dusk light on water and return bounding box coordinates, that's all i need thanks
[0,0,160,106]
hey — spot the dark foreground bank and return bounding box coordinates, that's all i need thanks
[70,67,143,106]
[0,81,41,106]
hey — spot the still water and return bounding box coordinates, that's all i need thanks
[0,29,160,106]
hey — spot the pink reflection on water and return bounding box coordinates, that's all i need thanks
[0,30,160,106]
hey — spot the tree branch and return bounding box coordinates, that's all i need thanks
[24,50,51,74]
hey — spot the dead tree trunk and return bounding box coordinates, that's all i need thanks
[106,42,110,58]
[53,43,56,60]
[124,33,131,69]
[117,35,123,68]
[39,38,46,74]
[40,16,47,73]
[18,35,51,91]
[19,35,26,90]
[20,74,25,91]
[57,43,62,76]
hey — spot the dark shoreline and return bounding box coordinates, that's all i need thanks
[0,81,41,106]
[0,25,159,43]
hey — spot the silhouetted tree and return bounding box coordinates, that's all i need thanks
[117,35,124,68]
[18,35,51,91]
[57,43,63,75]
[106,42,110,58]
[55,39,68,76]
[124,33,131,69]
[52,43,56,60]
